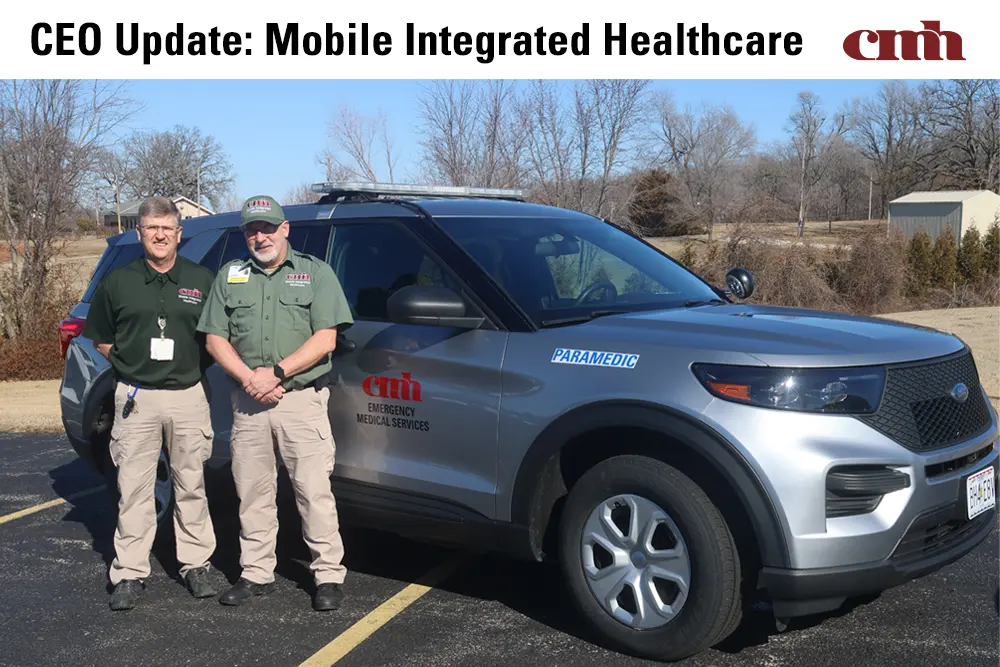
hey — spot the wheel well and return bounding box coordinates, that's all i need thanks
[530,425,764,586]
[89,394,114,475]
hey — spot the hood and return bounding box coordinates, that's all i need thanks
[578,303,966,367]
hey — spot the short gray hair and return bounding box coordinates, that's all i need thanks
[138,196,181,226]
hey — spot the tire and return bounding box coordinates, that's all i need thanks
[557,455,742,662]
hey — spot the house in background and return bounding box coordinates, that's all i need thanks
[102,195,214,231]
[888,190,1000,244]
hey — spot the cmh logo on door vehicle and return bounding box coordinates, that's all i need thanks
[362,371,422,401]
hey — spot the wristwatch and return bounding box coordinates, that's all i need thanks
[273,363,286,380]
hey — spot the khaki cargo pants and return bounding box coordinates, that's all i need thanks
[230,385,346,586]
[108,379,216,585]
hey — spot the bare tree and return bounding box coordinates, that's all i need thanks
[647,92,757,238]
[320,105,397,183]
[283,182,322,205]
[415,80,528,188]
[918,79,1000,193]
[123,125,234,210]
[847,82,929,217]
[519,80,649,221]
[787,91,847,235]
[95,147,133,233]
[0,80,137,339]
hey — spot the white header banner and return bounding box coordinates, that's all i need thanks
[2,0,996,78]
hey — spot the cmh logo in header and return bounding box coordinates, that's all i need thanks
[843,20,965,61]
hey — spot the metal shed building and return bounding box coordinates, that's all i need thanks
[888,190,1000,244]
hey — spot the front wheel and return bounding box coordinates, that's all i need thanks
[557,455,742,662]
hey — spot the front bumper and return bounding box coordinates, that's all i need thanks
[760,466,998,618]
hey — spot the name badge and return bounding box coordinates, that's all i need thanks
[150,337,175,361]
[228,265,251,284]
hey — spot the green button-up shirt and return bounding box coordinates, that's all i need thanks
[82,255,215,388]
[197,249,354,390]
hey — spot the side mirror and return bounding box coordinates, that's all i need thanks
[386,285,485,329]
[331,331,355,357]
[725,268,755,300]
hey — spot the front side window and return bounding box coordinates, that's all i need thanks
[328,221,465,321]
[435,215,722,326]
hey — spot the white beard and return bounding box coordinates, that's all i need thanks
[252,246,278,263]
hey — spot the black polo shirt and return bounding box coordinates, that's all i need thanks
[83,254,215,388]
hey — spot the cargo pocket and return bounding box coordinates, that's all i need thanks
[109,418,125,468]
[199,425,214,463]
[108,384,127,467]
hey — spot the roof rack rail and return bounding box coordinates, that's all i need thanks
[311,181,526,203]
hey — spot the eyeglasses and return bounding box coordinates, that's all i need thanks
[140,225,180,234]
[243,224,281,237]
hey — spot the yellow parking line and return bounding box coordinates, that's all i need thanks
[0,486,104,526]
[299,555,466,667]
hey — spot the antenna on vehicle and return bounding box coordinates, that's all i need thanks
[311,181,526,204]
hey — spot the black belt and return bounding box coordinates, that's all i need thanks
[286,381,317,392]
[116,377,202,391]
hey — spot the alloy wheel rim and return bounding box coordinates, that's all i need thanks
[580,493,691,629]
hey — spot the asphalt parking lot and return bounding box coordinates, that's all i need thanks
[1,432,997,667]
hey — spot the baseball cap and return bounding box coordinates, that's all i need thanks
[240,195,285,228]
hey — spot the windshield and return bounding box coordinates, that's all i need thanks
[434,214,724,326]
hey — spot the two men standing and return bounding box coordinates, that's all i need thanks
[86,194,353,613]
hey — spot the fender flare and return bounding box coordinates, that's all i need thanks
[508,400,790,569]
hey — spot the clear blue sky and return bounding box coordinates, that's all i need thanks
[120,79,900,210]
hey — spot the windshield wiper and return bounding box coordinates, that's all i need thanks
[683,298,727,308]
[539,309,626,328]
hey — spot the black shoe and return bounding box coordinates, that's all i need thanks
[184,566,222,599]
[313,583,344,611]
[219,578,275,606]
[109,579,144,611]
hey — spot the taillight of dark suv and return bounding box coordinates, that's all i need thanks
[59,316,86,359]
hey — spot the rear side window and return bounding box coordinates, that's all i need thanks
[219,230,250,265]
[288,223,331,259]
[198,234,226,273]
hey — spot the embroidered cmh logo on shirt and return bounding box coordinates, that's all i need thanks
[178,287,204,305]
[285,272,312,288]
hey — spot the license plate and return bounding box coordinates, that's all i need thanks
[966,465,996,520]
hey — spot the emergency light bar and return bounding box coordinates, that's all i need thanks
[310,181,525,201]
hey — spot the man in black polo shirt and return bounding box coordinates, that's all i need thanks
[83,196,221,610]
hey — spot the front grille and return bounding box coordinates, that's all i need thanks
[890,503,994,567]
[926,442,996,479]
[857,350,993,452]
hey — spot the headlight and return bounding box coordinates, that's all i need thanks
[691,363,885,414]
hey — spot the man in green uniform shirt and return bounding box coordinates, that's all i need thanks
[83,196,221,610]
[197,195,354,611]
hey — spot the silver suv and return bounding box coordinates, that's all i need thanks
[60,184,998,661]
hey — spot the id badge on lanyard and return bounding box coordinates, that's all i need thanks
[150,314,175,361]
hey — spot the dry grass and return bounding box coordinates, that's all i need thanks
[0,234,108,263]
[649,219,887,258]
[0,380,62,432]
